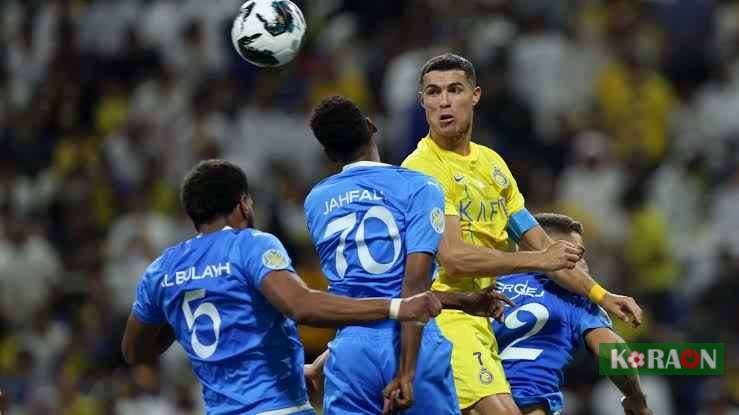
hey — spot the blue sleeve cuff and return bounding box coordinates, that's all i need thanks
[507,208,538,242]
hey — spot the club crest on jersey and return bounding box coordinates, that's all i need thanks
[262,249,289,270]
[479,367,494,384]
[492,167,509,189]
[430,207,445,234]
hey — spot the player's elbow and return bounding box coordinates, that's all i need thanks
[291,307,310,324]
[288,303,317,325]
[292,309,326,326]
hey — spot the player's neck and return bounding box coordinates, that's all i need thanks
[346,146,381,165]
[198,218,237,235]
[430,131,471,156]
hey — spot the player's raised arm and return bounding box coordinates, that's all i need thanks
[436,214,582,278]
[260,269,442,327]
[244,229,441,326]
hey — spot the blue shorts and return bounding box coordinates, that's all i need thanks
[323,319,460,415]
[514,392,564,415]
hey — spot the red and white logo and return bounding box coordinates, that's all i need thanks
[628,351,646,368]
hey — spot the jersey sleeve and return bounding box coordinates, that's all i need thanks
[405,177,446,255]
[132,262,166,325]
[573,298,613,342]
[241,232,296,289]
[402,156,458,216]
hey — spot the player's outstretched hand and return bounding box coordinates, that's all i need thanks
[459,286,515,321]
[398,292,442,323]
[621,394,653,415]
[303,363,324,410]
[601,293,643,328]
[538,240,584,272]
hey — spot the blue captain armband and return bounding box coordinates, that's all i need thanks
[507,208,538,242]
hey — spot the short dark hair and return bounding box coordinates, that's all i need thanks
[419,53,477,87]
[181,159,248,229]
[534,213,584,236]
[309,96,371,163]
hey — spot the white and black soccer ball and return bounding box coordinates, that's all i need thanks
[231,0,307,67]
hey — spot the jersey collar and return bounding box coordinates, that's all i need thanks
[196,225,233,238]
[341,160,392,172]
[422,134,479,162]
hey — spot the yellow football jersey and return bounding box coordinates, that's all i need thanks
[402,135,525,292]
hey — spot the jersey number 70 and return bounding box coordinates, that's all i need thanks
[323,206,401,278]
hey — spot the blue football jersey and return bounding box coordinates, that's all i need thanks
[132,227,313,415]
[492,272,612,414]
[304,161,445,298]
[305,161,458,415]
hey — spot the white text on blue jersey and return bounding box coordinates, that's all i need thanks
[161,262,232,287]
[323,189,384,215]
[497,280,546,300]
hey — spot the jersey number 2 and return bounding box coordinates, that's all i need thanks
[499,302,549,360]
[323,206,401,278]
[182,289,221,359]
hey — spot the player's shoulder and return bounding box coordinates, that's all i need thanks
[235,228,280,245]
[305,170,345,205]
[140,243,182,283]
[403,152,435,169]
[403,150,453,185]
[304,179,327,208]
[395,166,439,184]
[402,141,439,168]
[142,252,168,281]
[472,141,508,165]
[394,168,446,203]
[402,145,428,163]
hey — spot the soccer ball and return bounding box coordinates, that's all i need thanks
[231,0,307,67]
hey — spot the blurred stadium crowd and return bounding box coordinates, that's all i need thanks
[1,0,738,414]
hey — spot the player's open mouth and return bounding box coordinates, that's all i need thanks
[440,114,455,125]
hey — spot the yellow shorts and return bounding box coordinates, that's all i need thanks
[436,309,511,410]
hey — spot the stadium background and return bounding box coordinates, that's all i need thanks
[0,0,738,413]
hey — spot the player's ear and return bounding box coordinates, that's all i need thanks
[472,85,481,106]
[242,194,254,209]
[417,91,425,108]
[365,117,378,135]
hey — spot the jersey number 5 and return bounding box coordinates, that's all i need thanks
[499,302,549,361]
[182,289,221,359]
[323,206,401,278]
